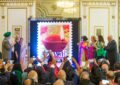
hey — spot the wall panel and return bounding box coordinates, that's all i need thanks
[7,8,27,43]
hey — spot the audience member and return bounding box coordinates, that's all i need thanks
[106,71,115,85]
[0,51,2,59]
[10,64,22,85]
[24,79,31,85]
[53,79,64,85]
[80,71,95,85]
[28,70,38,83]
[58,70,66,81]
[5,60,13,72]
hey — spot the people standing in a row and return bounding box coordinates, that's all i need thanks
[2,32,27,71]
[78,35,118,70]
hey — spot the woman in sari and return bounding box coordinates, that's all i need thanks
[89,36,97,69]
[78,36,89,68]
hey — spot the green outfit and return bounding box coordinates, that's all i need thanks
[2,32,12,61]
[2,38,12,61]
[96,42,107,60]
[13,70,22,85]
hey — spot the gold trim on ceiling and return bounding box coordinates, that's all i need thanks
[0,0,35,3]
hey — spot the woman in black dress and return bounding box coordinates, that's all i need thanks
[14,36,21,64]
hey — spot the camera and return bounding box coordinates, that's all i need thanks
[102,80,109,85]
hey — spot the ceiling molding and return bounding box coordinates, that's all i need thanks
[82,0,116,1]
[0,0,35,3]
[82,0,116,6]
[0,0,35,6]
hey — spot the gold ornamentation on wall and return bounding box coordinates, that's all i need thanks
[83,16,86,19]
[1,16,5,19]
[82,0,116,6]
[0,0,35,3]
[51,4,57,11]
[112,16,115,19]
[36,0,80,18]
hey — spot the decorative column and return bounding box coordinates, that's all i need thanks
[82,2,87,36]
[1,3,5,32]
[111,2,116,38]
[0,3,5,51]
[28,3,33,18]
[109,2,118,40]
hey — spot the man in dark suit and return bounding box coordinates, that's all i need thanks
[2,32,13,62]
[105,35,117,70]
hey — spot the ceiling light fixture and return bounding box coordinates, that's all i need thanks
[56,1,75,8]
[63,8,77,13]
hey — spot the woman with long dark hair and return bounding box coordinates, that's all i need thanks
[95,35,106,61]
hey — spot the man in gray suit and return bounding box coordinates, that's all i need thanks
[2,32,13,62]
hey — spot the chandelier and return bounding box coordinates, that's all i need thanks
[56,1,75,8]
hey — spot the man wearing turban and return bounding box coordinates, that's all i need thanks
[2,32,13,62]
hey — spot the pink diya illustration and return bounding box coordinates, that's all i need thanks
[42,26,68,52]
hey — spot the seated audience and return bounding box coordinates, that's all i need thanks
[24,78,45,85]
[0,52,2,59]
[58,70,74,85]
[10,63,22,85]
[58,70,66,81]
[28,70,38,83]
[106,71,115,85]
[5,60,13,72]
[53,79,64,85]
[0,45,120,85]
[0,63,5,74]
[24,59,33,73]
[114,74,120,85]
[80,71,95,85]
[24,79,31,85]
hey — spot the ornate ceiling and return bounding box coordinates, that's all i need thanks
[0,0,35,2]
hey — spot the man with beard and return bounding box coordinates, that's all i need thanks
[2,32,13,62]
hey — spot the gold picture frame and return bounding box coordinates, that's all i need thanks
[94,26,104,36]
[12,25,22,38]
